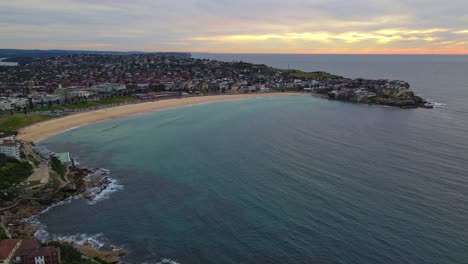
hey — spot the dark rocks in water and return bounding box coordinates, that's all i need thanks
[82,176,112,201]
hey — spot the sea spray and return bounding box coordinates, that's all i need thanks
[23,165,124,250]
[83,168,124,204]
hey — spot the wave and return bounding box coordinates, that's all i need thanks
[86,176,124,205]
[23,167,124,250]
[156,259,181,264]
[432,102,447,108]
[35,231,120,250]
[424,98,447,108]
[37,125,83,142]
[141,259,181,264]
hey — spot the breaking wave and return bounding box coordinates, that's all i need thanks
[432,102,447,108]
[86,176,124,205]
[35,231,120,250]
[142,259,181,264]
[23,167,124,253]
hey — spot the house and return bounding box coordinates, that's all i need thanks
[0,134,20,161]
[91,83,126,93]
[0,133,15,144]
[12,239,61,264]
[0,239,21,264]
[0,98,14,111]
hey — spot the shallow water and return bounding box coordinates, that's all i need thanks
[39,55,468,264]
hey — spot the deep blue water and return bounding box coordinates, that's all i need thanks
[39,55,468,264]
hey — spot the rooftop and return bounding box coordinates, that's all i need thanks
[0,239,21,260]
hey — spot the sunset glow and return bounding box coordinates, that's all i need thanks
[1,0,468,54]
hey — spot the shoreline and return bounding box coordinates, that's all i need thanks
[17,92,305,142]
[1,160,126,263]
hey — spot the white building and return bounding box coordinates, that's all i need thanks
[0,98,14,110]
[0,133,20,160]
[0,133,15,143]
[0,142,20,160]
[91,83,126,93]
[34,256,45,264]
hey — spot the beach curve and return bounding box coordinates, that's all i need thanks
[17,93,304,142]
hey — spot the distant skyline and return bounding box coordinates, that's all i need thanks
[1,0,468,54]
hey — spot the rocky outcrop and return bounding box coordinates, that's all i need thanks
[79,244,127,264]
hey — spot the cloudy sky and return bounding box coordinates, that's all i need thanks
[1,0,468,54]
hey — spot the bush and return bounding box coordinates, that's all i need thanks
[50,156,66,177]
[0,226,7,240]
[0,154,33,190]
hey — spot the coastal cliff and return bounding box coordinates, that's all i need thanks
[309,78,433,108]
[0,144,125,263]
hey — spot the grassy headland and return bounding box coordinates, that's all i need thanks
[31,96,137,112]
[268,67,342,79]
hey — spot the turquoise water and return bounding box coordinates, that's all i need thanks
[39,95,468,264]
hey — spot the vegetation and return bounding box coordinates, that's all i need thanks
[0,226,7,240]
[230,61,341,79]
[27,154,40,166]
[31,96,137,112]
[0,154,33,190]
[46,242,103,264]
[269,67,342,79]
[0,114,52,134]
[29,180,41,186]
[49,171,61,189]
[50,155,66,178]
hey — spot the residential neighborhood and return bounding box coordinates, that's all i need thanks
[0,239,61,264]
[0,54,431,113]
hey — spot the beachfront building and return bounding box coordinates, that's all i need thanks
[91,83,126,93]
[0,133,21,160]
[6,239,62,264]
[0,98,29,111]
[0,239,22,264]
[0,98,14,111]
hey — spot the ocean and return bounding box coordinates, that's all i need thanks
[38,55,468,264]
[0,58,18,66]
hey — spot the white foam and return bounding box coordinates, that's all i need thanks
[142,259,181,264]
[36,125,83,142]
[24,167,124,251]
[157,259,181,264]
[425,99,447,108]
[86,176,124,205]
[433,102,447,108]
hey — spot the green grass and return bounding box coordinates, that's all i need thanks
[49,171,61,189]
[0,226,7,239]
[0,154,33,190]
[27,154,40,166]
[32,96,137,112]
[29,180,41,186]
[51,156,66,179]
[0,114,52,134]
[268,67,342,79]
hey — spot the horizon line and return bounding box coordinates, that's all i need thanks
[1,48,468,56]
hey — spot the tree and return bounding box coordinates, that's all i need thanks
[50,156,66,177]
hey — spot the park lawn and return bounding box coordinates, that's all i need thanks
[32,96,137,112]
[0,154,33,190]
[0,114,52,134]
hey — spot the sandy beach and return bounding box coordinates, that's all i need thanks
[17,93,304,142]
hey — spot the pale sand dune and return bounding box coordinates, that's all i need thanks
[18,93,305,142]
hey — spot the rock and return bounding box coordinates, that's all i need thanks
[78,245,126,264]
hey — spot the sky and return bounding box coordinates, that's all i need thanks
[1,0,468,54]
